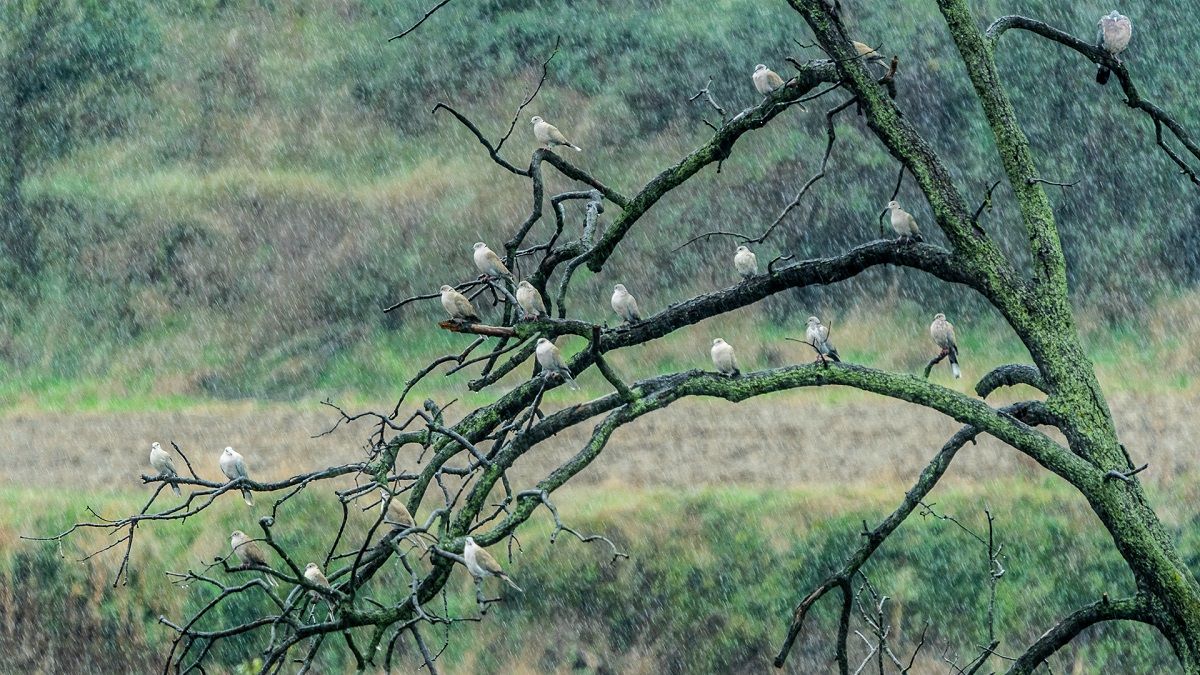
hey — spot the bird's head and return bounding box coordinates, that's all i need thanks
[473,242,487,250]
[735,245,749,253]
[439,284,453,292]
[754,64,767,72]
[464,536,476,546]
[536,337,550,346]
[713,338,725,346]
[806,316,820,326]
[614,283,627,293]
[305,562,319,572]
[231,530,245,539]
[934,312,946,321]
[518,280,533,289]
[223,447,235,456]
[886,200,900,211]
[151,441,162,450]
[530,116,543,124]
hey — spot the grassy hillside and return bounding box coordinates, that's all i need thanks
[4,483,1188,673]
[0,0,1196,402]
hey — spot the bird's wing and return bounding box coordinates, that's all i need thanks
[233,457,249,478]
[474,546,505,575]
[454,295,476,318]
[818,325,830,343]
[485,250,510,274]
[767,71,785,88]
[947,323,957,347]
[547,124,571,144]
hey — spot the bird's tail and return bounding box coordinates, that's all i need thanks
[242,488,254,506]
[500,574,524,592]
[731,368,741,378]
[564,373,580,390]
[568,144,582,152]
[1097,66,1111,85]
[171,482,181,496]
[264,573,278,588]
[949,348,961,379]
[828,349,841,363]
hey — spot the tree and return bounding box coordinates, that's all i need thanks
[36,1,1200,672]
[0,0,156,283]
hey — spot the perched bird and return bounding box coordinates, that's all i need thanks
[734,245,758,280]
[515,280,547,319]
[380,489,416,529]
[219,447,254,506]
[852,41,885,65]
[473,242,513,281]
[752,64,786,96]
[711,338,740,377]
[886,201,922,242]
[611,284,642,323]
[304,562,332,590]
[149,441,181,496]
[930,312,962,379]
[805,316,841,362]
[1096,11,1132,85]
[440,285,481,323]
[531,116,581,152]
[230,530,277,586]
[535,337,579,390]
[463,536,523,591]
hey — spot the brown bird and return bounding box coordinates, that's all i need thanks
[531,116,581,152]
[230,530,278,587]
[380,489,416,529]
[852,41,885,65]
[304,562,332,590]
[440,285,481,322]
[516,280,547,319]
[463,536,523,591]
[930,313,961,379]
[752,64,785,96]
[149,442,181,496]
[711,338,740,377]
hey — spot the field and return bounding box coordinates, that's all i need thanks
[3,391,1196,672]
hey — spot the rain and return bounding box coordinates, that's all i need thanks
[1,0,1198,673]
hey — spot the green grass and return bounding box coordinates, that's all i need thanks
[3,483,1185,673]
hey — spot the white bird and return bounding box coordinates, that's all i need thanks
[930,312,961,379]
[219,447,254,506]
[734,246,758,279]
[711,338,740,377]
[440,285,481,322]
[463,536,523,591]
[1096,11,1132,85]
[531,115,581,152]
[852,41,885,65]
[805,316,841,362]
[886,200,921,241]
[752,64,786,96]
[149,441,181,496]
[535,337,579,390]
[380,489,416,529]
[473,242,513,280]
[516,280,547,319]
[230,530,277,586]
[304,562,332,590]
[611,284,642,323]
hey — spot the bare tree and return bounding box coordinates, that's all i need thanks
[33,1,1200,673]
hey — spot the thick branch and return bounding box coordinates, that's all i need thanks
[1004,595,1155,674]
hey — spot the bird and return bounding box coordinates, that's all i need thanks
[463,536,523,592]
[1096,11,1131,85]
[611,284,642,323]
[304,562,332,590]
[380,489,416,529]
[711,338,740,377]
[930,313,961,379]
[515,280,547,319]
[734,246,758,279]
[440,285,481,323]
[752,64,786,96]
[805,316,841,362]
[230,530,277,586]
[473,242,513,281]
[852,41,885,65]
[886,201,922,242]
[149,441,181,496]
[535,338,579,390]
[531,116,581,152]
[219,447,254,506]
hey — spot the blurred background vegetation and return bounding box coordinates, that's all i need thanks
[0,0,1195,406]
